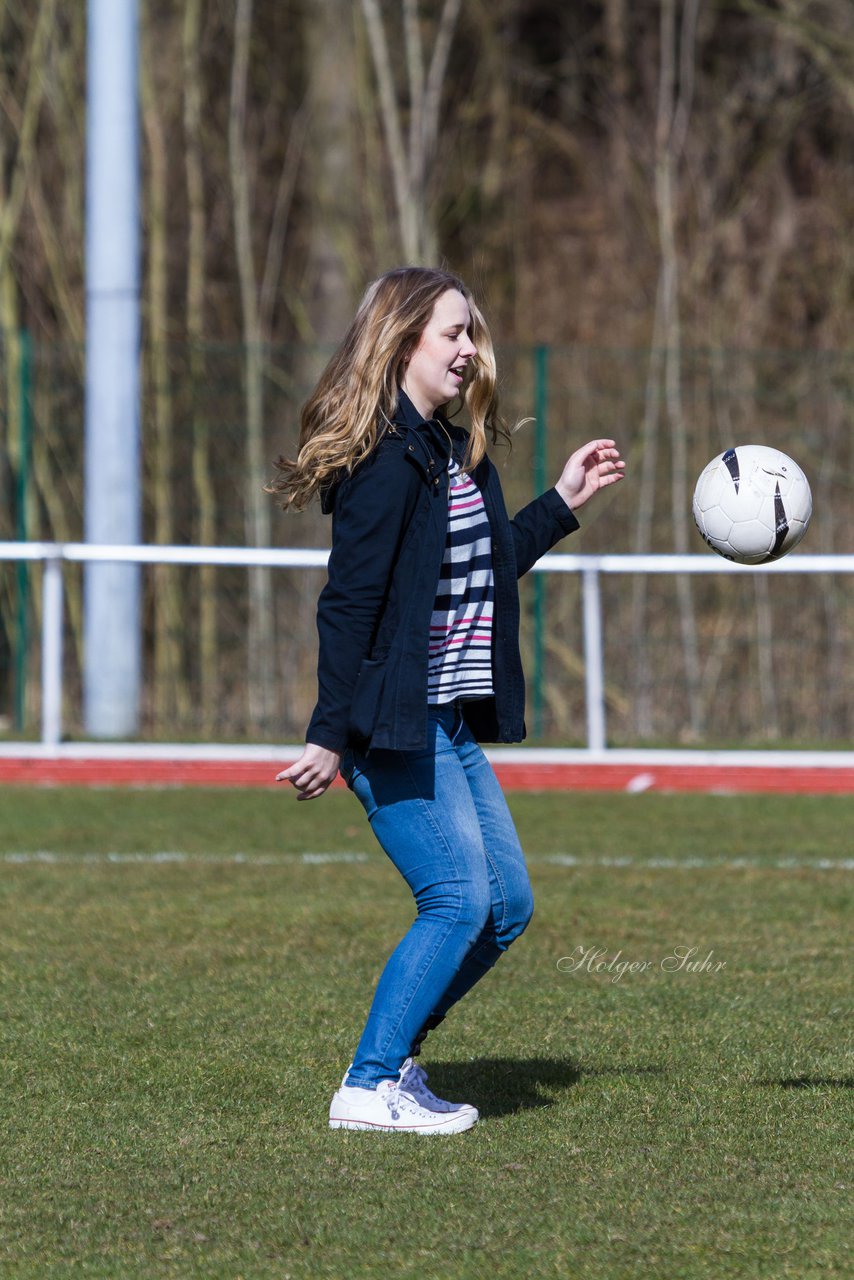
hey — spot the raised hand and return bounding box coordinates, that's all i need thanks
[555,439,625,512]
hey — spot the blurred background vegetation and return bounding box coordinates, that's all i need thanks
[0,0,851,745]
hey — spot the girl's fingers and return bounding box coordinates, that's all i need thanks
[276,761,336,798]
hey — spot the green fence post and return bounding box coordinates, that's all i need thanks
[532,344,548,740]
[14,329,31,732]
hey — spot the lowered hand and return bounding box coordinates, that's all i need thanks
[276,743,342,801]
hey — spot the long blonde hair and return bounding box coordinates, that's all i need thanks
[270,266,509,510]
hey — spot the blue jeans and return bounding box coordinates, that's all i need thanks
[339,702,534,1088]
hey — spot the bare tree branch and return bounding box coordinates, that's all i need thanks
[0,0,57,274]
[422,0,462,167]
[404,0,425,188]
[360,0,415,258]
[260,98,309,339]
[359,0,461,262]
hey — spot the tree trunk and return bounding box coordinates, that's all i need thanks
[655,0,703,738]
[141,3,190,730]
[0,0,58,725]
[603,0,630,207]
[631,277,665,738]
[302,0,359,344]
[229,0,275,733]
[183,0,218,735]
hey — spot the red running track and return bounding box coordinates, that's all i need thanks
[0,756,851,794]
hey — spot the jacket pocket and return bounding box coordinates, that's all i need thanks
[348,657,386,744]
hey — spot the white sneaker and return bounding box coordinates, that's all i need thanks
[398,1058,478,1117]
[329,1075,477,1134]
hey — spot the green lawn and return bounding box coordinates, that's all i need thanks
[1,789,851,1279]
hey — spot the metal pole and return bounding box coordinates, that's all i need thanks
[84,0,142,737]
[581,563,606,752]
[41,557,64,749]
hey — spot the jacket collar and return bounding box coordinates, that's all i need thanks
[320,393,462,513]
[391,389,431,430]
[391,391,465,463]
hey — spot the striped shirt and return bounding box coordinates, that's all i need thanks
[427,459,496,704]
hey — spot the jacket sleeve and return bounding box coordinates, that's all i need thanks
[510,486,580,578]
[305,440,422,753]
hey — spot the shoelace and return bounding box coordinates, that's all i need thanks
[400,1062,474,1115]
[404,1064,427,1099]
[382,1082,430,1122]
[382,1082,402,1121]
[401,1062,436,1105]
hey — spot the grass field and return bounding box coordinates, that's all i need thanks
[1,787,851,1279]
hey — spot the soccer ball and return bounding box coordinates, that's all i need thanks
[692,445,812,564]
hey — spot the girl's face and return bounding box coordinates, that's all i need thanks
[402,289,478,419]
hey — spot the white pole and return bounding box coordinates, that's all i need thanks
[582,564,607,752]
[83,0,142,738]
[41,558,65,749]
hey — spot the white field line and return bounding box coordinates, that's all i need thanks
[2,851,852,871]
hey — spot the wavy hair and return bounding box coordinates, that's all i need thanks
[270,266,510,510]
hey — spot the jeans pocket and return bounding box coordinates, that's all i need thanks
[339,747,366,791]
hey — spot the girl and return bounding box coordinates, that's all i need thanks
[272,267,624,1134]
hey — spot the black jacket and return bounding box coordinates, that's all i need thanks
[305,393,580,753]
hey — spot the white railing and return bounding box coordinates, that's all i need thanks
[1,542,853,751]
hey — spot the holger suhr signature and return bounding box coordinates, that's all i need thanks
[557,945,727,983]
